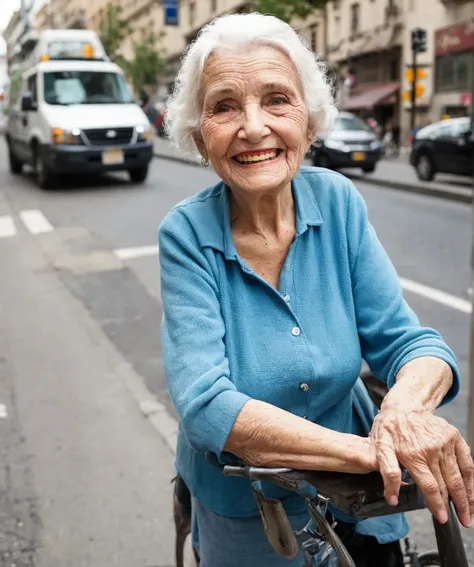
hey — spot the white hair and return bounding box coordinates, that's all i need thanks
[165,12,337,158]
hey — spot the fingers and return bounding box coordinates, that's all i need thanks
[455,437,474,515]
[376,437,401,506]
[409,464,448,524]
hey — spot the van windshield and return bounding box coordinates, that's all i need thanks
[43,70,134,105]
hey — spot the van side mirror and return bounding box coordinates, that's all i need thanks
[21,91,36,111]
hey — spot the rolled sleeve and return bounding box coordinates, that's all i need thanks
[346,183,460,406]
[159,211,251,457]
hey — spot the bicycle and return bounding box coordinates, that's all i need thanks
[173,372,469,566]
[174,461,469,566]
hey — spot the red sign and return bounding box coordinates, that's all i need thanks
[435,18,474,56]
[461,92,472,106]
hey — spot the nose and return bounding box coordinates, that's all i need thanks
[238,104,271,143]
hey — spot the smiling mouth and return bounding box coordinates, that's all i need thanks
[233,149,283,164]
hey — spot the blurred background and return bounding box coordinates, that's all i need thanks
[0,0,473,566]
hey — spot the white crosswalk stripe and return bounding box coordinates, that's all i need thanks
[0,215,17,238]
[0,209,54,240]
[19,209,54,235]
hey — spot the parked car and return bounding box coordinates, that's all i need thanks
[410,117,473,182]
[310,111,382,173]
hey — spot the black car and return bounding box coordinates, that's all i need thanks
[410,117,473,182]
[310,111,382,173]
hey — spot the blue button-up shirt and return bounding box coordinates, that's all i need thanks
[159,167,459,543]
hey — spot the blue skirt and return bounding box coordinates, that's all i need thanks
[191,496,336,567]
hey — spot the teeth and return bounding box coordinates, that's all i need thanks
[236,151,278,163]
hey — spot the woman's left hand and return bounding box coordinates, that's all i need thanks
[370,408,474,527]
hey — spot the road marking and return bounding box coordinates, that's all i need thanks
[400,277,472,314]
[0,404,7,419]
[114,245,159,260]
[19,209,54,235]
[0,215,16,238]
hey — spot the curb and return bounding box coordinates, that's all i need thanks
[347,174,472,205]
[153,151,472,205]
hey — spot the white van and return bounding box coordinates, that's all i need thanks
[6,29,153,189]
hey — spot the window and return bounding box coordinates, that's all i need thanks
[310,25,318,52]
[435,52,471,92]
[210,0,217,13]
[43,71,133,105]
[350,3,360,35]
[389,59,398,81]
[333,115,372,132]
[189,1,196,26]
[27,74,37,103]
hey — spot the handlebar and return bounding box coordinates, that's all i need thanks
[223,465,425,518]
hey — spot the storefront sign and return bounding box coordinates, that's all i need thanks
[435,19,474,56]
[461,92,472,106]
[164,0,179,26]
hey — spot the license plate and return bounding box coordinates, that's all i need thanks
[352,152,366,161]
[102,149,124,165]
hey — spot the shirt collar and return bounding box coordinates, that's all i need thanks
[204,169,324,260]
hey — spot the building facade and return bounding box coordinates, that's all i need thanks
[326,0,474,142]
[432,1,474,120]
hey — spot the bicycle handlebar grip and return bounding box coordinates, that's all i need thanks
[223,465,248,478]
[432,501,469,567]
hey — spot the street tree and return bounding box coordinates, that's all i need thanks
[97,4,131,64]
[125,32,168,99]
[253,0,329,23]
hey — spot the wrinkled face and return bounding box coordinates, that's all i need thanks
[196,45,315,196]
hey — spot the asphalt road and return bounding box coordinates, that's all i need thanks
[1,142,473,563]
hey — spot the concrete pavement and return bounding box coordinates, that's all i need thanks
[153,136,473,204]
[2,143,474,563]
[0,187,176,566]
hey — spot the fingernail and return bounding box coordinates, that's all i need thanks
[438,510,448,524]
[389,496,398,506]
[464,515,472,528]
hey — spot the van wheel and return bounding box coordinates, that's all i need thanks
[128,165,149,183]
[34,146,56,189]
[415,154,435,182]
[8,145,23,174]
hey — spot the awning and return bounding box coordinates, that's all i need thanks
[341,82,400,111]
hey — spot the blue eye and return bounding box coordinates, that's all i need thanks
[270,97,287,106]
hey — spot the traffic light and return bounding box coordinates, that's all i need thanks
[411,28,427,53]
[404,68,427,82]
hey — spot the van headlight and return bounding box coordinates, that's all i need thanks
[51,127,82,144]
[136,124,152,142]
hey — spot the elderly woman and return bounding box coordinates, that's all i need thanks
[159,12,473,567]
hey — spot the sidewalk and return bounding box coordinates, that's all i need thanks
[154,137,473,204]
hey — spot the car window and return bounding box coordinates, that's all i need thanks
[431,123,458,139]
[333,115,372,133]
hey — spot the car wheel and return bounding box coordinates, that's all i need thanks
[128,165,149,183]
[362,164,377,174]
[34,146,56,190]
[8,144,23,175]
[415,154,435,182]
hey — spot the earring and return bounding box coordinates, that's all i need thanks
[201,157,210,167]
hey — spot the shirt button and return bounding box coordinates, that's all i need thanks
[291,327,301,336]
[283,294,290,303]
[299,383,309,392]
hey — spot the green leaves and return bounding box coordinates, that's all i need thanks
[125,33,168,94]
[97,5,131,62]
[253,0,329,23]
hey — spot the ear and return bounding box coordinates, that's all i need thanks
[306,118,317,146]
[193,131,208,160]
